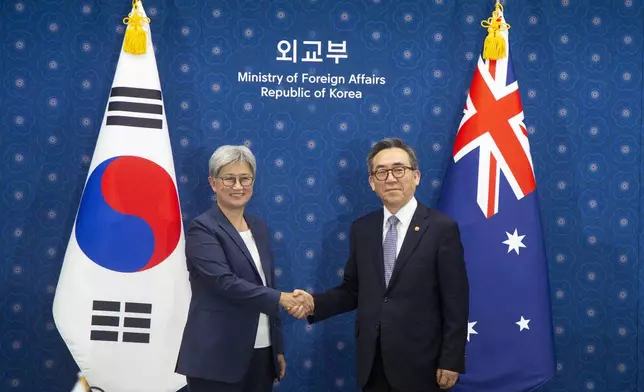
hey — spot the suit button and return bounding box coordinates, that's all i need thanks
[376,324,380,330]
[383,297,389,303]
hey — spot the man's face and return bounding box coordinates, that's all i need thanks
[368,147,420,210]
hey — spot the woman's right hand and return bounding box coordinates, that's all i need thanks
[278,292,299,310]
[279,291,313,318]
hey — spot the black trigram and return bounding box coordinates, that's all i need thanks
[90,300,152,344]
[106,87,163,129]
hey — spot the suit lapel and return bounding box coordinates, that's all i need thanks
[247,217,272,286]
[387,204,430,291]
[371,211,386,291]
[212,205,262,281]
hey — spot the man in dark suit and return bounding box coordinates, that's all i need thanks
[292,138,469,392]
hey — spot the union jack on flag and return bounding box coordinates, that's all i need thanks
[437,6,555,392]
[453,38,536,219]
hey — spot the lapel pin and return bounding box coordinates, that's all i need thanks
[414,226,420,232]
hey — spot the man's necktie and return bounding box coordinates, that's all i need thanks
[383,215,399,287]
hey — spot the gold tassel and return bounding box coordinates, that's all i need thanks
[122,0,150,55]
[480,2,510,60]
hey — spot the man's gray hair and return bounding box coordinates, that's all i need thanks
[366,137,419,173]
[208,145,257,177]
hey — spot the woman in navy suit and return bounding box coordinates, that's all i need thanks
[175,145,304,392]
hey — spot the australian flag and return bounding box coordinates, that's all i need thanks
[437,7,555,392]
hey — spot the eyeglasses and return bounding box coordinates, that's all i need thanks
[217,176,254,187]
[371,166,415,181]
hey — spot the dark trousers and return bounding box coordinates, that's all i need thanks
[363,339,405,392]
[187,347,274,392]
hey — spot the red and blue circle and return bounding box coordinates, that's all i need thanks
[75,156,182,273]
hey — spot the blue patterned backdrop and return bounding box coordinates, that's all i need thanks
[1,0,643,391]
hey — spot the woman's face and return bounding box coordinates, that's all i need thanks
[209,162,254,210]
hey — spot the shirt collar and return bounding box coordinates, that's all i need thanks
[383,196,417,227]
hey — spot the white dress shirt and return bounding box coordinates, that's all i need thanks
[382,197,418,258]
[239,230,271,349]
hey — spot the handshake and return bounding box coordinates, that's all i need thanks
[279,289,314,319]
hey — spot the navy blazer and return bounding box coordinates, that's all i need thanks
[309,202,469,392]
[175,204,284,383]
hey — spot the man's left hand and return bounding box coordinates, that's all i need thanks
[277,354,286,380]
[436,369,458,389]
